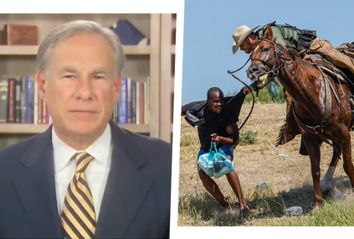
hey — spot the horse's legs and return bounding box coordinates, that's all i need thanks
[339,130,354,189]
[302,134,323,207]
[283,88,292,114]
[321,142,341,193]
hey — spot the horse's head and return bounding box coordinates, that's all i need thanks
[247,26,282,88]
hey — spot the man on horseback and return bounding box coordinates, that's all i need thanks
[232,22,354,152]
[233,22,354,74]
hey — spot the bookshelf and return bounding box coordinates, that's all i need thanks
[0,45,151,55]
[0,14,175,148]
[160,14,175,142]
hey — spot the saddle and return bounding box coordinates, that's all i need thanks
[303,41,354,102]
[309,39,354,72]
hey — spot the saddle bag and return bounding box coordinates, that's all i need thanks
[297,29,317,51]
[259,21,317,52]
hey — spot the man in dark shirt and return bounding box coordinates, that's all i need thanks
[184,86,250,216]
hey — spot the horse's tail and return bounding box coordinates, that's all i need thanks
[275,121,287,147]
[276,100,304,147]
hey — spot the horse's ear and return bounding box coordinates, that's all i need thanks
[264,25,273,41]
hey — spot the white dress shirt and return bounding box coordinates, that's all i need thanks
[52,124,112,220]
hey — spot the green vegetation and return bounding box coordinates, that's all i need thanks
[179,192,245,226]
[239,130,257,145]
[253,200,354,226]
[180,133,195,147]
[179,186,354,226]
[245,80,285,103]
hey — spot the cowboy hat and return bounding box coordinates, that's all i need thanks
[232,25,259,54]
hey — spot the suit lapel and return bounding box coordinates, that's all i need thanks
[95,123,153,238]
[14,127,62,237]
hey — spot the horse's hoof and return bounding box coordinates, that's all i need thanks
[313,197,324,209]
[320,180,333,195]
[322,188,331,197]
[312,205,320,212]
[313,201,323,210]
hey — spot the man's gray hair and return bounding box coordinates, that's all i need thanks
[36,20,125,74]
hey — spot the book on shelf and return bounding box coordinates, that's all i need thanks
[33,79,39,124]
[130,80,137,124]
[0,77,8,123]
[114,76,148,125]
[7,78,16,123]
[24,75,34,123]
[15,78,22,123]
[118,77,127,124]
[0,75,149,127]
[110,19,149,45]
[0,75,50,125]
[126,77,132,123]
[136,81,145,125]
[2,24,38,45]
[20,77,26,124]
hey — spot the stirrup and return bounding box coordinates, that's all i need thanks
[350,99,354,130]
[350,98,354,109]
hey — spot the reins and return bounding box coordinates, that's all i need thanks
[227,62,255,131]
[227,43,284,130]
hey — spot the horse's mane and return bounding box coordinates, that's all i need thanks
[285,48,320,79]
[255,39,320,78]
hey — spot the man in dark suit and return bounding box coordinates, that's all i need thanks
[0,20,171,238]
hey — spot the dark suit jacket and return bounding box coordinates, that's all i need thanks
[0,122,172,238]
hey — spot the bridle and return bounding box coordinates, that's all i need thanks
[226,40,287,131]
[249,39,289,80]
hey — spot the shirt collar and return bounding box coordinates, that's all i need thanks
[52,124,112,172]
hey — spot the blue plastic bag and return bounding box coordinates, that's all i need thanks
[197,143,234,178]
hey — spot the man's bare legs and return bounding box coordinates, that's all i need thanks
[226,171,248,210]
[198,167,249,216]
[198,168,230,208]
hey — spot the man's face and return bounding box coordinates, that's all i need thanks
[207,91,224,114]
[37,32,121,145]
[240,36,255,54]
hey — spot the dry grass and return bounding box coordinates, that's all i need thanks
[178,102,354,226]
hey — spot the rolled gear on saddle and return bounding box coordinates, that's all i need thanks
[308,38,354,75]
[337,42,354,58]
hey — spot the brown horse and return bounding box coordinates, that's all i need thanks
[247,26,354,207]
